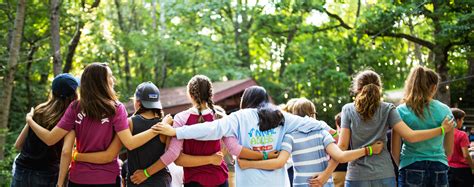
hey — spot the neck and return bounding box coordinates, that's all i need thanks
[193,102,208,110]
[139,110,158,119]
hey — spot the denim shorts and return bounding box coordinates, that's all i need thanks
[345,177,396,187]
[398,161,448,187]
[11,166,57,187]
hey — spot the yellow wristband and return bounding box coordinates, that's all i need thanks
[73,152,77,161]
[332,131,338,138]
[441,127,445,135]
[144,168,150,178]
[368,146,373,156]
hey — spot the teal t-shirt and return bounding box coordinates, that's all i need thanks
[396,100,453,169]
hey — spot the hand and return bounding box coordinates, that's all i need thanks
[163,114,173,125]
[25,107,34,122]
[210,151,224,166]
[370,141,384,155]
[268,150,279,159]
[130,169,148,185]
[151,123,176,136]
[441,116,454,133]
[308,173,330,187]
[237,159,250,169]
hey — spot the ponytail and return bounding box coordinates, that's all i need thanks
[355,83,381,121]
[257,105,285,132]
[403,66,440,118]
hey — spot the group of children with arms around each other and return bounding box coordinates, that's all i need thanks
[11,62,472,187]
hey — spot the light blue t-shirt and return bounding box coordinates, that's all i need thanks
[175,108,331,187]
[281,125,335,187]
[397,100,453,169]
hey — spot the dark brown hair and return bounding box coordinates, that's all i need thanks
[241,86,284,131]
[353,70,382,121]
[34,92,78,130]
[335,112,341,128]
[79,63,118,119]
[402,66,439,118]
[134,104,164,119]
[187,75,215,122]
[451,108,466,121]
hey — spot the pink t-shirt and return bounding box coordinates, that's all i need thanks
[57,101,129,184]
[448,129,471,168]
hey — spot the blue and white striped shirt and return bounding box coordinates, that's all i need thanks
[281,128,335,187]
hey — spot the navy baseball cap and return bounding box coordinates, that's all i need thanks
[52,73,80,98]
[135,82,162,109]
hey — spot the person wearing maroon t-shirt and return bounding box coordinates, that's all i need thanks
[448,108,474,187]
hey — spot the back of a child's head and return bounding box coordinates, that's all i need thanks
[291,98,317,119]
[451,108,466,121]
[35,73,79,130]
[241,86,284,132]
[352,70,382,121]
[80,62,118,120]
[403,66,440,118]
[187,75,214,122]
[134,82,164,119]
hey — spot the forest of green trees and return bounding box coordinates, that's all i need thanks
[0,0,473,183]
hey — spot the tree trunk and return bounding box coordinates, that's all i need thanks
[63,21,84,73]
[0,0,26,160]
[279,27,298,78]
[434,48,450,105]
[63,0,100,73]
[50,0,62,76]
[26,44,38,108]
[159,0,166,32]
[123,49,131,91]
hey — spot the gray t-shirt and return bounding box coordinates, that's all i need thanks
[341,102,402,181]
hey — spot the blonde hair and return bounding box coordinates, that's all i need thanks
[402,66,439,118]
[291,98,317,118]
[282,98,299,113]
[352,70,382,121]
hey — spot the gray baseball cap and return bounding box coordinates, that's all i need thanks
[135,82,162,109]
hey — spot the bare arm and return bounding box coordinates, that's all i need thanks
[175,152,223,167]
[462,147,474,174]
[14,124,29,151]
[392,117,453,143]
[26,117,69,146]
[237,151,290,170]
[75,135,123,164]
[57,131,76,187]
[116,118,161,150]
[444,129,454,157]
[391,130,402,167]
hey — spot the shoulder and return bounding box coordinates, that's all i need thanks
[431,100,450,112]
[381,102,395,109]
[342,103,354,111]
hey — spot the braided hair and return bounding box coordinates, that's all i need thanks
[187,75,215,122]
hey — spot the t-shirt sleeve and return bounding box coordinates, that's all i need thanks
[387,105,402,128]
[321,130,336,148]
[57,102,78,131]
[176,109,240,140]
[461,133,470,148]
[281,134,293,153]
[112,103,129,132]
[340,105,351,129]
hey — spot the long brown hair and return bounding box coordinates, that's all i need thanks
[402,66,439,118]
[33,93,77,130]
[187,75,215,123]
[291,98,317,118]
[79,63,118,119]
[353,70,382,121]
